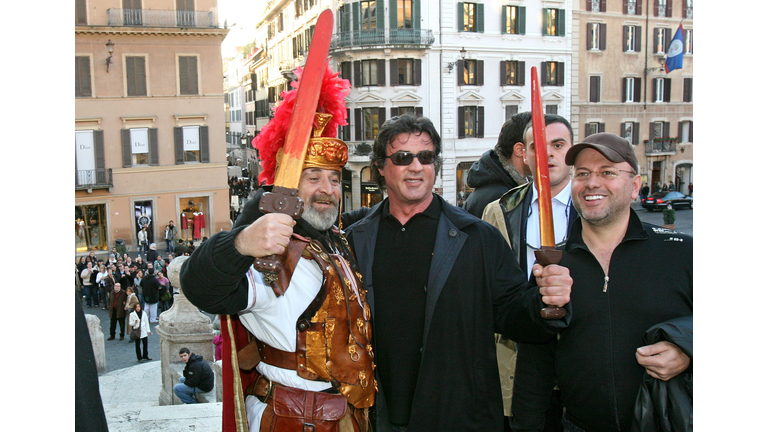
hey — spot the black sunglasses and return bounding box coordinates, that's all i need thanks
[385,150,437,166]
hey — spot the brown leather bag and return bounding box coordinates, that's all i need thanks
[265,385,348,432]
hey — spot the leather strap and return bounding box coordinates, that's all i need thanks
[255,339,297,371]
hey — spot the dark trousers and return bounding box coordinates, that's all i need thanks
[134,337,149,360]
[110,315,125,337]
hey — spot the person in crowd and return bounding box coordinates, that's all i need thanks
[343,114,572,431]
[140,265,162,323]
[641,183,650,202]
[165,220,177,253]
[175,239,188,257]
[180,66,376,431]
[510,133,692,432]
[137,225,149,258]
[481,114,577,432]
[133,269,144,310]
[153,254,166,275]
[76,256,88,287]
[107,282,127,340]
[80,261,98,308]
[124,286,139,343]
[134,255,147,271]
[173,348,215,404]
[147,242,159,265]
[156,269,172,314]
[463,111,532,218]
[128,303,152,362]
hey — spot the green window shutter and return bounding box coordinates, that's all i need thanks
[122,129,132,167]
[413,0,420,29]
[557,9,565,36]
[174,127,184,164]
[389,0,398,30]
[390,59,399,86]
[353,2,360,31]
[457,108,465,139]
[501,6,507,34]
[457,2,464,31]
[414,59,421,86]
[94,130,105,170]
[376,0,385,29]
[542,9,547,36]
[200,126,210,163]
[477,4,484,33]
[518,7,526,35]
[149,128,159,166]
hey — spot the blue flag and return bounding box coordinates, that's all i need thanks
[664,25,684,73]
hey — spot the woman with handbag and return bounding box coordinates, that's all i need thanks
[128,303,152,362]
[124,287,139,343]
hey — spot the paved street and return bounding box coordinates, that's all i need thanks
[632,200,693,237]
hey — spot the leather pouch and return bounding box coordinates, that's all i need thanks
[269,385,347,432]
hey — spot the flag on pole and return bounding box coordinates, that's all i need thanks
[664,24,685,73]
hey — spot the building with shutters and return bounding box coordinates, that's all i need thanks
[571,0,693,194]
[75,0,229,255]
[237,0,573,209]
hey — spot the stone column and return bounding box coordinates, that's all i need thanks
[86,314,106,374]
[156,255,215,405]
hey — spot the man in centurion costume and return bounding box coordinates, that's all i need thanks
[180,65,374,432]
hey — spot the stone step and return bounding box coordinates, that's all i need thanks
[104,402,222,432]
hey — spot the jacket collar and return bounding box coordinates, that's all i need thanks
[566,208,649,252]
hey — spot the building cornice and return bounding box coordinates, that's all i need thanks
[75,26,229,39]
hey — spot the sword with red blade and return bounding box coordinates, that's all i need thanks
[253,8,334,274]
[531,66,566,319]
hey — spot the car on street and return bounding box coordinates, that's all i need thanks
[642,191,693,211]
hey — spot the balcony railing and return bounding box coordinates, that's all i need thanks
[644,137,679,155]
[107,8,216,28]
[76,169,113,191]
[331,28,435,49]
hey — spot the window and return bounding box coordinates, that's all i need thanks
[459,2,484,32]
[624,0,641,15]
[545,105,558,114]
[589,76,601,103]
[653,77,671,102]
[585,122,604,137]
[505,105,519,120]
[179,56,199,95]
[623,77,642,102]
[361,60,378,86]
[502,5,525,35]
[683,78,693,102]
[678,120,693,142]
[501,61,525,86]
[176,0,195,26]
[656,0,671,17]
[123,0,143,25]
[650,121,669,140]
[122,127,158,167]
[621,122,640,144]
[126,56,147,96]
[654,28,671,54]
[683,0,693,18]
[174,125,210,164]
[684,29,693,54]
[75,130,106,185]
[541,61,565,86]
[587,0,606,12]
[463,60,477,85]
[623,25,642,52]
[75,56,92,97]
[397,0,413,28]
[458,106,484,138]
[361,0,377,30]
[543,8,565,36]
[361,108,380,141]
[588,23,607,50]
[390,59,421,86]
[340,108,351,141]
[391,106,422,117]
[76,0,88,24]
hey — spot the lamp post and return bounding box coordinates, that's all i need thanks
[106,40,115,72]
[447,47,468,73]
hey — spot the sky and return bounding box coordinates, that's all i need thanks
[218,0,264,56]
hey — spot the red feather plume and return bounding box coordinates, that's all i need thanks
[252,64,351,185]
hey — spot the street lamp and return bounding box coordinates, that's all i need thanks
[447,47,468,73]
[106,40,115,72]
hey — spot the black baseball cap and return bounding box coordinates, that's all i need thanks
[565,132,639,173]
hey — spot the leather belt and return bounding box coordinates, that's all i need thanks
[255,339,297,371]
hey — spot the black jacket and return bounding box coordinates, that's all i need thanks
[183,353,215,392]
[631,316,693,432]
[141,274,162,303]
[463,150,524,218]
[346,194,568,432]
[512,211,693,432]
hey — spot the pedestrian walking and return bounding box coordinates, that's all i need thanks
[128,303,152,362]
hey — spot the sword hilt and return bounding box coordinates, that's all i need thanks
[534,247,566,319]
[255,186,304,274]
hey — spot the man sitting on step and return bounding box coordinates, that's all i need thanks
[174,347,214,404]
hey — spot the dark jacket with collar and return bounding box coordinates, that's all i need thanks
[463,150,525,218]
[484,182,578,276]
[183,353,215,392]
[346,193,568,432]
[511,211,693,432]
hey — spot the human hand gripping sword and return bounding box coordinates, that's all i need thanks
[530,67,566,319]
[253,8,334,275]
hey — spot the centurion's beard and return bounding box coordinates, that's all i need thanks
[301,194,340,231]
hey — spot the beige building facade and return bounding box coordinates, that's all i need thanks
[75,0,229,255]
[571,0,693,195]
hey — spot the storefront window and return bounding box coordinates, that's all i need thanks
[179,197,210,242]
[75,204,107,252]
[360,167,383,208]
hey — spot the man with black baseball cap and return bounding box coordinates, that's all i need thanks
[511,132,693,432]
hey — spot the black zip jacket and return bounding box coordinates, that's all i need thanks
[512,210,693,432]
[463,150,524,218]
[183,353,215,392]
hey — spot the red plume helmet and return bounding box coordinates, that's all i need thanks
[252,64,351,185]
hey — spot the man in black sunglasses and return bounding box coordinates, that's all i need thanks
[344,114,574,432]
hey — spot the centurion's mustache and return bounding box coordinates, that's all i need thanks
[309,194,338,206]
